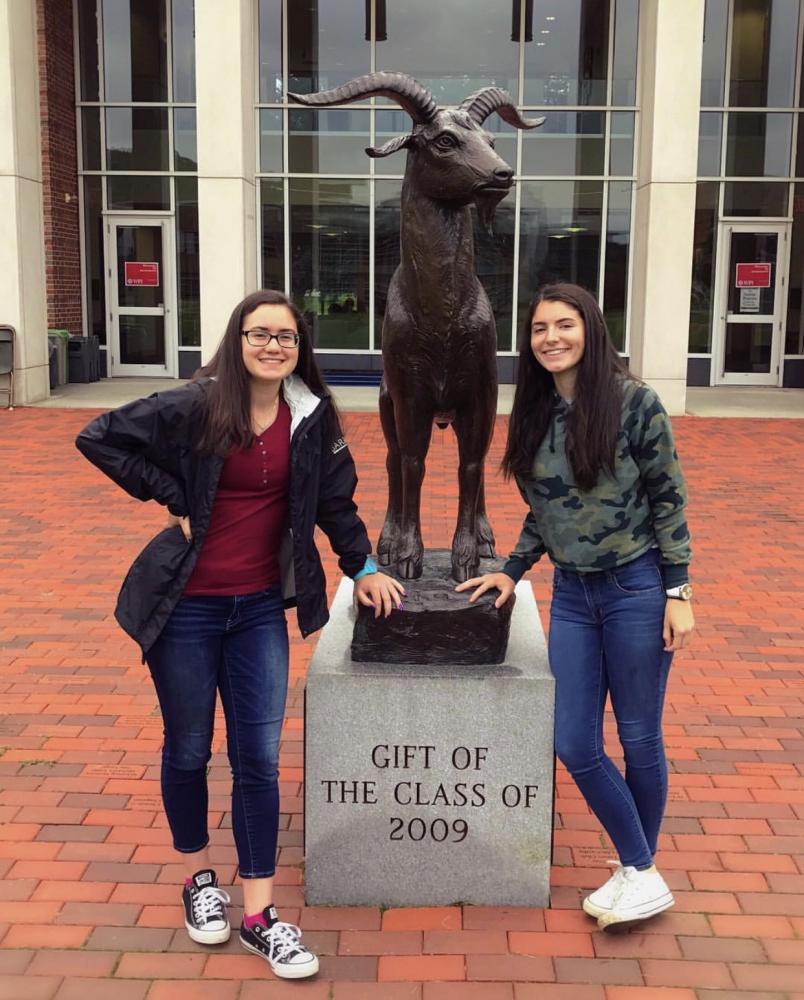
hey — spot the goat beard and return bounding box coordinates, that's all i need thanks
[473,187,508,236]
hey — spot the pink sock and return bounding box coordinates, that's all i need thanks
[243,910,269,929]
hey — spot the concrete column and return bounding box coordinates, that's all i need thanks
[0,0,49,404]
[629,0,705,414]
[195,0,258,363]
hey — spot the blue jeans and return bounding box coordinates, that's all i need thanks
[549,549,673,869]
[145,587,288,878]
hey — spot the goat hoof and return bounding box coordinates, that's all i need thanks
[476,540,496,558]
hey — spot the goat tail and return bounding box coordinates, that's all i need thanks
[288,72,438,124]
[459,88,545,131]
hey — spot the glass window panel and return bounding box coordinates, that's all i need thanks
[517,180,604,332]
[524,1,610,106]
[289,179,370,349]
[117,225,164,308]
[83,176,106,344]
[786,185,804,353]
[689,182,719,352]
[176,177,200,347]
[288,109,370,174]
[77,0,100,101]
[724,322,772,372]
[475,198,516,351]
[726,231,778,314]
[603,181,632,352]
[795,113,804,176]
[725,112,792,177]
[723,180,789,216]
[171,0,196,102]
[260,109,284,172]
[698,112,722,176]
[611,0,638,105]
[288,1,370,96]
[261,180,285,290]
[102,0,168,102]
[107,175,171,210]
[729,0,798,107]
[522,112,605,176]
[119,315,166,365]
[374,179,402,347]
[105,108,169,171]
[81,108,102,171]
[700,0,728,106]
[259,0,283,102]
[610,112,635,175]
[174,108,197,171]
[376,0,519,107]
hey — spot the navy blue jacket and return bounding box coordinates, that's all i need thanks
[75,375,371,654]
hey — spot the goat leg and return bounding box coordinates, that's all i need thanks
[451,403,495,582]
[377,383,402,567]
[392,403,433,580]
[475,480,496,559]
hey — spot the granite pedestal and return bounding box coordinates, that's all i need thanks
[304,576,555,907]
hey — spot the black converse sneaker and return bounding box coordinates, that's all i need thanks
[182,869,231,944]
[240,906,319,979]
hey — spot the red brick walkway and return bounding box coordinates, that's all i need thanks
[1,407,803,1000]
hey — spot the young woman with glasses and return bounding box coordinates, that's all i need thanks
[76,289,403,979]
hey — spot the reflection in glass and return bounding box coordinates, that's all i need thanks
[108,175,171,210]
[261,180,285,290]
[83,177,106,344]
[689,182,719,352]
[260,110,284,173]
[288,110,370,174]
[176,177,200,346]
[174,109,197,171]
[524,1,610,106]
[700,0,728,106]
[120,315,166,366]
[610,112,635,175]
[729,0,798,107]
[698,112,722,176]
[611,0,638,105]
[522,112,605,176]
[105,108,169,171]
[374,180,402,347]
[723,181,789,216]
[725,113,792,177]
[727,231,777,315]
[474,199,515,351]
[785,185,804,353]
[81,108,102,171]
[517,180,604,330]
[376,0,518,106]
[102,0,167,102]
[288,1,370,96]
[172,0,196,102]
[117,225,164,309]
[603,181,632,351]
[259,0,283,102]
[289,180,370,349]
[724,323,772,372]
[77,0,99,102]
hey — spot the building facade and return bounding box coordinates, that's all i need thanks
[3,0,803,411]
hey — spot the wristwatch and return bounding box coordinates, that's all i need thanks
[665,584,693,601]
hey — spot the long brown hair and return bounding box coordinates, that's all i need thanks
[502,283,633,491]
[193,289,340,455]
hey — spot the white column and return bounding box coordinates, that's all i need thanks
[195,0,258,363]
[628,0,705,415]
[0,0,48,403]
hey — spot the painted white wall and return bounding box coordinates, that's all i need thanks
[0,0,49,404]
[195,0,258,363]
[629,0,706,415]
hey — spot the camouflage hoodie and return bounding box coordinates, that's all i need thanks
[502,380,691,587]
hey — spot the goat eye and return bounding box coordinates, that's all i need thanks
[436,134,457,149]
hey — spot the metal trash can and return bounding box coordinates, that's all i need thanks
[48,342,58,389]
[48,329,70,385]
[68,337,94,383]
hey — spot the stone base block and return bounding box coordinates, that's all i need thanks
[304,576,555,907]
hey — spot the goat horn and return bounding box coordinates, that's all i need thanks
[459,88,544,130]
[288,72,438,124]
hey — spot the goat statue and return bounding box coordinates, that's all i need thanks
[289,73,543,582]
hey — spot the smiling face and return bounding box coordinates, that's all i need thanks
[240,303,300,385]
[530,298,586,393]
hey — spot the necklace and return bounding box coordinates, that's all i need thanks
[251,395,280,436]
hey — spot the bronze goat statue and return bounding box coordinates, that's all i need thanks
[289,73,542,582]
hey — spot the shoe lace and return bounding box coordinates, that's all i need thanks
[263,921,306,962]
[193,885,231,922]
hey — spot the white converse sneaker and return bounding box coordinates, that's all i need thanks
[240,907,319,979]
[582,861,626,918]
[596,865,674,930]
[182,869,231,944]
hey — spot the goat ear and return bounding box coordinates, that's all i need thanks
[366,134,411,158]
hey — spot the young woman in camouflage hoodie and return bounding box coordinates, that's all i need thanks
[458,282,694,930]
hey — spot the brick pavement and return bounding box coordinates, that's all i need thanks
[1,406,803,1000]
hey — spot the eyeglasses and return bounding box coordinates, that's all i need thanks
[241,328,300,348]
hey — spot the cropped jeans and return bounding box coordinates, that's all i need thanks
[145,587,288,878]
[549,548,673,870]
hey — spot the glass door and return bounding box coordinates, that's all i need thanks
[106,217,176,377]
[715,223,786,385]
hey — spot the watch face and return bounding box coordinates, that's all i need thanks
[680,584,693,600]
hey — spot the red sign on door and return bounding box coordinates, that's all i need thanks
[124,261,160,287]
[735,262,771,288]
